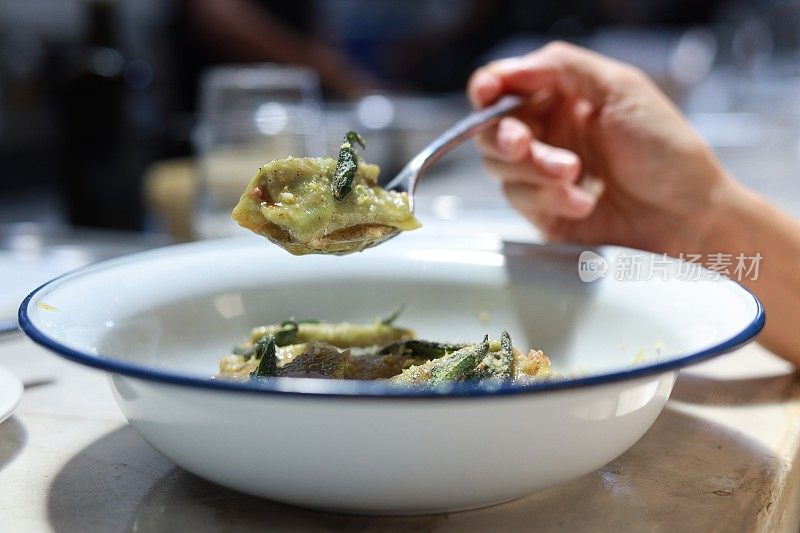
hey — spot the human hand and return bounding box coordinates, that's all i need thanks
[468,41,736,256]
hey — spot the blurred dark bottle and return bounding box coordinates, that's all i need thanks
[59,0,143,230]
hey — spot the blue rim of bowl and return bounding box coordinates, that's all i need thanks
[17,247,766,399]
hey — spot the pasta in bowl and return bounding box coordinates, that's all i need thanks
[216,310,552,386]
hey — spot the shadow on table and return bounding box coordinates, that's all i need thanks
[671,372,800,406]
[0,416,26,471]
[46,406,780,533]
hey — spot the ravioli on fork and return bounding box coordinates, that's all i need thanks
[231,132,420,255]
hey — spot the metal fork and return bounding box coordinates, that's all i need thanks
[384,94,525,209]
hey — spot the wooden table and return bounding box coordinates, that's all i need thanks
[1,333,798,532]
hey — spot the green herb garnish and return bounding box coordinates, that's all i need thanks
[331,131,366,201]
[380,304,405,326]
[378,339,468,358]
[429,336,489,385]
[250,337,277,378]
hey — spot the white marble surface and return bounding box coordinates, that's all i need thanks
[0,333,798,532]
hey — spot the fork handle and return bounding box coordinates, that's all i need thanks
[386,95,525,193]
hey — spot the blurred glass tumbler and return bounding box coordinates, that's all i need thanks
[193,64,323,238]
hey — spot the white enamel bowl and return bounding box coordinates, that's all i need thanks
[19,236,763,514]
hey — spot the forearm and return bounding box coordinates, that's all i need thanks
[184,0,376,98]
[706,181,800,366]
[186,0,309,63]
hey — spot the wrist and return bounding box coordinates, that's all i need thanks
[695,177,760,258]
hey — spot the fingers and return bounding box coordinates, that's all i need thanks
[468,41,635,109]
[530,141,581,181]
[476,116,582,183]
[475,117,532,162]
[503,182,596,220]
[483,141,581,185]
[470,49,601,224]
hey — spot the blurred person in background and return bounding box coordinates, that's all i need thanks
[173,0,506,103]
[178,0,380,99]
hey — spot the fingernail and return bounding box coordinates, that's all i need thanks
[566,186,595,214]
[489,56,529,72]
[498,119,524,154]
[469,70,501,107]
[533,144,579,179]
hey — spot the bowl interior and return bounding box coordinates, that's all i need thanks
[22,236,762,386]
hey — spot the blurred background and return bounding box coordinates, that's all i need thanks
[1,0,800,308]
[3,0,800,232]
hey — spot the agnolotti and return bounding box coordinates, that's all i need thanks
[231,132,420,255]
